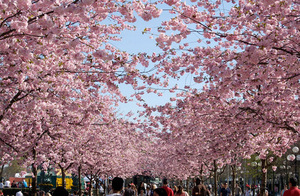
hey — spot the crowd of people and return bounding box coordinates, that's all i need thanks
[116,177,300,196]
[1,176,300,196]
[112,178,210,196]
[0,179,28,189]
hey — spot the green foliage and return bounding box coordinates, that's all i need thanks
[3,159,26,179]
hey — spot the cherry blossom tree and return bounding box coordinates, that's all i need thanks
[0,0,161,193]
[133,0,299,192]
[1,1,299,195]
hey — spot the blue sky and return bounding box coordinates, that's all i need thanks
[107,1,234,119]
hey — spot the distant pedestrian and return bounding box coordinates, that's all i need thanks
[161,179,174,196]
[4,180,10,188]
[151,184,157,196]
[154,188,168,196]
[53,186,69,196]
[11,180,17,188]
[283,177,300,196]
[23,180,28,188]
[146,185,152,196]
[107,177,124,196]
[39,190,46,196]
[131,184,138,196]
[281,185,288,196]
[175,186,189,196]
[245,185,252,196]
[16,191,23,196]
[139,182,146,196]
[220,183,231,196]
[173,186,178,195]
[234,184,242,196]
[124,184,135,196]
[192,178,209,196]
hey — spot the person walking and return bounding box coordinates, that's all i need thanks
[16,191,23,196]
[245,185,252,196]
[220,183,231,196]
[192,178,209,196]
[151,184,157,196]
[283,177,300,196]
[161,179,174,196]
[4,179,10,188]
[138,182,146,196]
[175,186,189,196]
[153,188,168,196]
[234,184,242,196]
[124,184,135,196]
[146,185,152,196]
[23,180,28,188]
[281,185,288,196]
[107,177,124,196]
[52,186,69,196]
[173,186,178,195]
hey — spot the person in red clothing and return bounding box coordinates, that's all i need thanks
[283,177,300,196]
[161,179,174,196]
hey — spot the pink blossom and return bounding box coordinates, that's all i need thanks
[262,168,267,173]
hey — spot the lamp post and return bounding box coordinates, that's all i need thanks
[280,161,291,187]
[251,156,261,186]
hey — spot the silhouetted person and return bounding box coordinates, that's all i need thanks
[283,177,300,196]
[53,186,69,196]
[107,177,124,196]
[161,179,174,196]
[154,188,168,196]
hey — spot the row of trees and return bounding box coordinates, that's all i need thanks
[0,0,299,196]
[141,0,299,195]
[0,0,158,195]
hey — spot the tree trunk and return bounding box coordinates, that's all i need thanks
[187,177,191,195]
[231,165,236,196]
[200,164,204,182]
[59,165,66,188]
[0,164,4,180]
[78,166,82,196]
[214,160,218,196]
[32,148,38,196]
[95,178,100,196]
[89,179,92,196]
[32,163,38,196]
[260,159,267,196]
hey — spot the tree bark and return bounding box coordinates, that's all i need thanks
[186,178,189,195]
[200,164,204,182]
[0,164,4,180]
[78,166,82,196]
[32,163,38,196]
[260,159,267,196]
[95,178,100,196]
[231,165,236,196]
[89,178,92,196]
[214,160,218,196]
[32,148,38,196]
[59,165,66,188]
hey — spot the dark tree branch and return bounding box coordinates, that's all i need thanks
[0,137,19,152]
[0,10,22,28]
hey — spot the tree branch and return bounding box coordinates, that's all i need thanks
[0,10,22,28]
